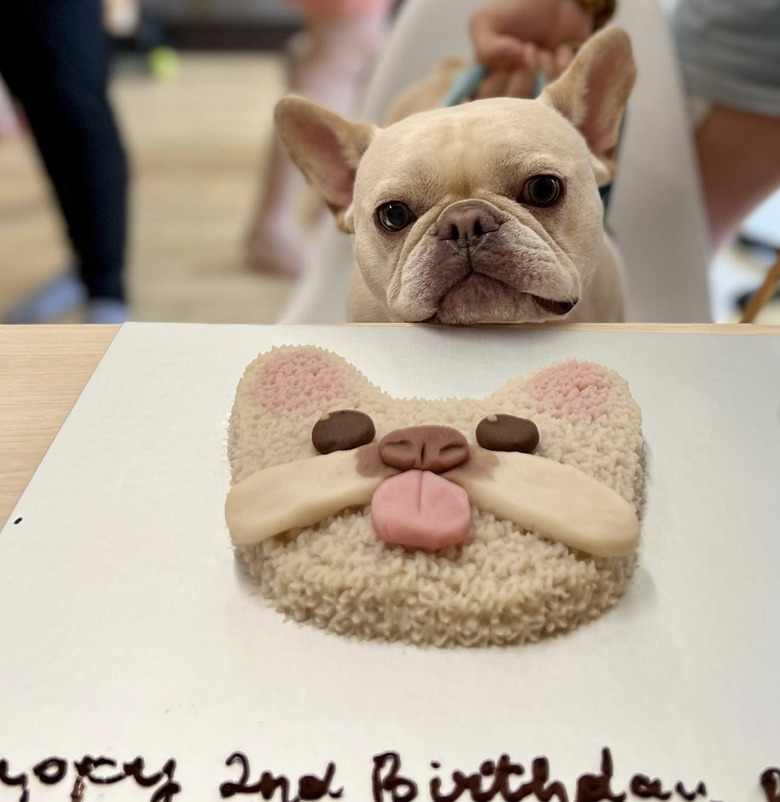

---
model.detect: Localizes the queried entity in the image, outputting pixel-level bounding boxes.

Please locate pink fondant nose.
[371,470,472,551]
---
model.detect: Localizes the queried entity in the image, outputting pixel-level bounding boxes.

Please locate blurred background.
[0,0,777,325]
[1,0,310,325]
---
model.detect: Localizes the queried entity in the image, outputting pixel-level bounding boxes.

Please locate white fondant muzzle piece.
[226,449,390,546]
[225,445,639,558]
[444,447,639,558]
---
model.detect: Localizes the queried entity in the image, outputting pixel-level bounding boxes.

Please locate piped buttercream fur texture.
[228,346,644,647]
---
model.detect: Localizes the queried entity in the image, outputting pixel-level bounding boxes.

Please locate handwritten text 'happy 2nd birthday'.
[0,749,778,802]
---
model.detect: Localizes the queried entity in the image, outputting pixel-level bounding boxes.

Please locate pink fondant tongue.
[371,470,472,551]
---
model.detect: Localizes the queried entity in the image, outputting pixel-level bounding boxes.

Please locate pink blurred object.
[287,0,396,22]
[0,77,23,138]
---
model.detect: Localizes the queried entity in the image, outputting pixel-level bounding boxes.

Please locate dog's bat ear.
[539,27,636,182]
[275,96,377,233]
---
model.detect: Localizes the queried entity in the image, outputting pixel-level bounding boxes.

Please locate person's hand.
[469,0,595,97]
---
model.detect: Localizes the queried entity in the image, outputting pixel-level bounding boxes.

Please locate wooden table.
[1,325,119,527]
[1,323,777,528]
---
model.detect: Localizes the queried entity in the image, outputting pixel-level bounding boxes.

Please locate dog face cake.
[226,346,644,647]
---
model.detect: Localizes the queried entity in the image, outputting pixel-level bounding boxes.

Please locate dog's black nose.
[436,206,500,248]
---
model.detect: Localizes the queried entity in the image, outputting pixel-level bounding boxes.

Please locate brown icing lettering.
[13,517,22,525]
[673,781,706,801]
[149,772,182,802]
[516,757,569,802]
[762,768,780,802]
[378,426,469,473]
[74,755,125,784]
[476,754,525,801]
[123,757,180,800]
[220,751,342,801]
[32,757,67,785]
[220,751,290,799]
[575,748,626,802]
[0,754,176,800]
[430,753,569,802]
[432,755,546,802]
[0,748,775,800]
[628,775,671,799]
[221,752,253,797]
[430,760,499,802]
[123,756,174,787]
[251,770,288,800]
[1,753,182,799]
[312,410,376,455]
[372,751,419,802]
[0,759,28,802]
[476,415,539,454]
[298,764,344,800]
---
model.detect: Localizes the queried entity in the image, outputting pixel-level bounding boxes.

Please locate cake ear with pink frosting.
[247,347,381,421]
[227,346,645,647]
[228,346,388,482]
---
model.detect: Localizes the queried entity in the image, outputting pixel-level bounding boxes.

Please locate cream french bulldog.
[275,27,636,325]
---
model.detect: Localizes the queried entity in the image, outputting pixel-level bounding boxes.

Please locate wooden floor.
[0,54,294,324]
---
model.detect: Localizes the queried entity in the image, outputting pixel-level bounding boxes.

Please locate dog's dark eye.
[520,175,562,207]
[377,201,414,232]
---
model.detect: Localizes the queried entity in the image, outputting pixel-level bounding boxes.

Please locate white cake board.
[1,324,778,802]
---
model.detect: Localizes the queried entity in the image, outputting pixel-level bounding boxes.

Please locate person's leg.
[695,106,780,252]
[290,13,390,116]
[244,8,391,275]
[0,0,129,322]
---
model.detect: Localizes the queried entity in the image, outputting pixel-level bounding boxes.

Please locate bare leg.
[245,13,390,275]
[0,76,23,137]
[696,105,780,253]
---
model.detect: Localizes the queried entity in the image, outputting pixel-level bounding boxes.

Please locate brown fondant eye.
[476,414,539,453]
[312,409,376,454]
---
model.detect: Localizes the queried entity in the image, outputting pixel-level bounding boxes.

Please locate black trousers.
[0,0,128,301]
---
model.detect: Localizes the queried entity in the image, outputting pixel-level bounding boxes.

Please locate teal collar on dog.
[439,63,548,106]
[440,64,612,209]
